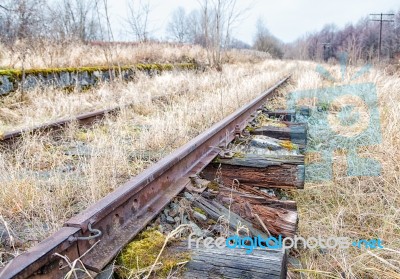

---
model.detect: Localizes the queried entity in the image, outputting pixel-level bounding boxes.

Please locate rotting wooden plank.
[182,244,287,279]
[263,109,296,121]
[201,154,305,189]
[251,125,307,147]
[218,185,297,211]
[216,154,304,168]
[214,190,297,238]
[193,192,297,238]
[197,183,296,210]
[192,196,268,238]
[215,184,294,208]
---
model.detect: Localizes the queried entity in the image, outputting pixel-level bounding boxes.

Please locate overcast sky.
[107,0,400,44]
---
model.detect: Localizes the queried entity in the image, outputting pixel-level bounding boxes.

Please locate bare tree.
[0,0,46,44]
[196,0,251,68]
[126,0,150,42]
[253,18,283,58]
[186,10,203,44]
[167,6,188,43]
[46,0,100,42]
[229,37,250,49]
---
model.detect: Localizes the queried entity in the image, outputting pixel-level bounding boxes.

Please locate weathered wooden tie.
[202,154,305,190]
[182,245,287,279]
[193,196,268,237]
[263,109,296,122]
[251,124,307,147]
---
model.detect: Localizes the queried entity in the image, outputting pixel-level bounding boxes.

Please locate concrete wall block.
[0,76,14,95]
[22,75,39,90]
[59,72,71,87]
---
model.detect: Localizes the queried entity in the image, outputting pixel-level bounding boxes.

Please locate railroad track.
[0,75,307,278]
[0,92,174,143]
[0,105,124,142]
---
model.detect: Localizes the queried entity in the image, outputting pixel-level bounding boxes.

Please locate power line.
[369,13,395,61]
[0,4,10,12]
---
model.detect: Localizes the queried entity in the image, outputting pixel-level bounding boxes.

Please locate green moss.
[279,140,298,151]
[233,152,245,158]
[193,207,206,215]
[163,64,174,71]
[257,113,269,122]
[175,63,198,70]
[117,229,191,278]
[212,157,221,164]
[207,181,220,191]
[62,85,76,93]
[75,130,90,142]
[75,126,109,142]
[245,126,257,133]
[207,219,217,225]
[317,101,330,111]
[255,114,287,127]
[0,63,198,79]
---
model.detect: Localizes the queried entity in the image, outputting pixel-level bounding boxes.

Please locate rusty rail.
[0,106,124,143]
[0,76,290,278]
[0,94,175,143]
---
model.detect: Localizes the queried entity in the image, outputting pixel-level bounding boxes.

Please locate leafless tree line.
[0,0,103,44]
[166,4,400,63]
[283,10,400,63]
[0,0,250,67]
[126,0,150,42]
[252,18,283,59]
[3,0,397,65]
[166,0,251,67]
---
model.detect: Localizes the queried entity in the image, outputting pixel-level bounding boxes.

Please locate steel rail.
[1,107,123,143]
[0,75,290,278]
[0,94,176,143]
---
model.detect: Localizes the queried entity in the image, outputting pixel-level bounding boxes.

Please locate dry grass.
[0,41,269,69]
[0,42,205,69]
[284,63,400,279]
[0,71,206,133]
[0,59,294,267]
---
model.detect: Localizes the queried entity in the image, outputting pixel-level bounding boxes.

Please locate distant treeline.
[282,10,400,63]
[0,1,399,64]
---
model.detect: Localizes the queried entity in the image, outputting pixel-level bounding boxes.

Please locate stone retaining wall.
[0,63,199,95]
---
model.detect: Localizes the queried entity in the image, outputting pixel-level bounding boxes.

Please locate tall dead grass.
[0,41,269,69]
[286,63,400,279]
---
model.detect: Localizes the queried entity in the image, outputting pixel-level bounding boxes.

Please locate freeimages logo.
[287,53,382,181]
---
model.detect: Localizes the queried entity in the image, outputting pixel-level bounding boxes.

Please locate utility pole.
[370,13,394,62]
[322,42,332,62]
